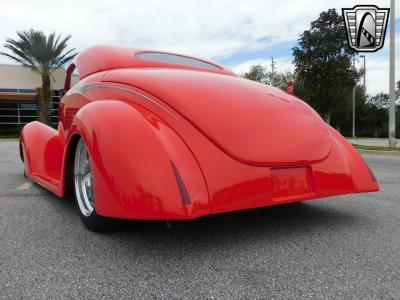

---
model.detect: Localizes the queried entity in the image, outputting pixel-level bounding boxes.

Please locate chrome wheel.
[74,138,94,217]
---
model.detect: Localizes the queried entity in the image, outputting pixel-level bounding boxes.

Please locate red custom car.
[20,45,379,231]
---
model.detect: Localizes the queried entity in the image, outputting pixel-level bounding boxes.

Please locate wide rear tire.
[73,137,115,232]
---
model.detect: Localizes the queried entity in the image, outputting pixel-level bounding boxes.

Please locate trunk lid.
[103,69,331,166]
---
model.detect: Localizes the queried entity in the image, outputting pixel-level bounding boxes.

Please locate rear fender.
[20,121,64,195]
[67,100,210,219]
[327,126,379,192]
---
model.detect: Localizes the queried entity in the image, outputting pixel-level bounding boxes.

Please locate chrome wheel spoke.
[74,139,95,217]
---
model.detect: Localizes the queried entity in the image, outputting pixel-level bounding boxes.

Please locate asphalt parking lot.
[0,140,399,299]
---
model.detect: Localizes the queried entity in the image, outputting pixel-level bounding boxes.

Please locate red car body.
[20,45,379,221]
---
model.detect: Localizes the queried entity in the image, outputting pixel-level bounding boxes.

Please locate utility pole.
[352,57,356,138]
[270,57,276,86]
[352,87,356,137]
[389,0,396,147]
[360,55,366,89]
[351,55,366,138]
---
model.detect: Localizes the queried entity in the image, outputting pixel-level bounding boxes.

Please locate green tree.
[368,92,389,109]
[356,87,388,137]
[1,29,77,125]
[242,64,298,93]
[242,64,269,84]
[292,9,359,123]
[367,80,400,109]
[272,71,296,91]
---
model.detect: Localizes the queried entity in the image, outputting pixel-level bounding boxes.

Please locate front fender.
[68,100,210,219]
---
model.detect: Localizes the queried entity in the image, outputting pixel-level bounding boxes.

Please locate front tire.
[73,137,113,232]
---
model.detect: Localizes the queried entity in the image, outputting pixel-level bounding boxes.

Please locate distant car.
[20,45,379,231]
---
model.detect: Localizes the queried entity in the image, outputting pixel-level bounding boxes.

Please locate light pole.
[353,55,366,138]
[352,57,356,138]
[388,0,396,147]
[360,55,366,89]
[270,56,276,87]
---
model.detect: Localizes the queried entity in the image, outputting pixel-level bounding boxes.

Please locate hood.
[102,69,331,166]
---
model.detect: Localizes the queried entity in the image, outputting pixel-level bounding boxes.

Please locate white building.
[0,64,78,127]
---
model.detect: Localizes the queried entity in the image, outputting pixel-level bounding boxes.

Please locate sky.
[0,0,398,96]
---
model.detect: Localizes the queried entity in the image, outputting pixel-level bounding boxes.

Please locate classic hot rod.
[20,45,379,231]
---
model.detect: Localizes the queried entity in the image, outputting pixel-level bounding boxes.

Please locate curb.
[357,149,400,158]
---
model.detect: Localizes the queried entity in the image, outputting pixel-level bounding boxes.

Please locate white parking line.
[16,181,33,190]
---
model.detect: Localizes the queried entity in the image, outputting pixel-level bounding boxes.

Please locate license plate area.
[271,166,314,201]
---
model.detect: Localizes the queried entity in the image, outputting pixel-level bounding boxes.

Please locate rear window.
[136,52,221,70]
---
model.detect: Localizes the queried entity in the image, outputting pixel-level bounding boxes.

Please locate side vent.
[170,161,191,205]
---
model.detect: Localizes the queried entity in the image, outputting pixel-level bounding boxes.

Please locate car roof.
[70,45,236,79]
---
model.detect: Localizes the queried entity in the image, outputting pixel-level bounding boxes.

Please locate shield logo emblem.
[342,5,390,52]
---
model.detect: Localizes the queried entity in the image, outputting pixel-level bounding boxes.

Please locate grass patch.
[352,143,400,152]
[0,134,19,139]
[0,126,22,139]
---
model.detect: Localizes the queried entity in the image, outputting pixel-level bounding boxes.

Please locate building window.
[19,102,36,110]
[0,90,61,126]
[18,89,36,93]
[0,88,35,93]
[0,88,18,93]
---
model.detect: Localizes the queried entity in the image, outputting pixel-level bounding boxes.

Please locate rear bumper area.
[205,126,378,215]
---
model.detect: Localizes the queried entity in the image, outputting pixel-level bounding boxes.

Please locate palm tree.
[1,29,77,125]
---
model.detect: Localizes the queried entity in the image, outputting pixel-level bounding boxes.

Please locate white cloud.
[233,31,400,97]
[363,50,400,95]
[0,0,398,96]
[0,0,393,57]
